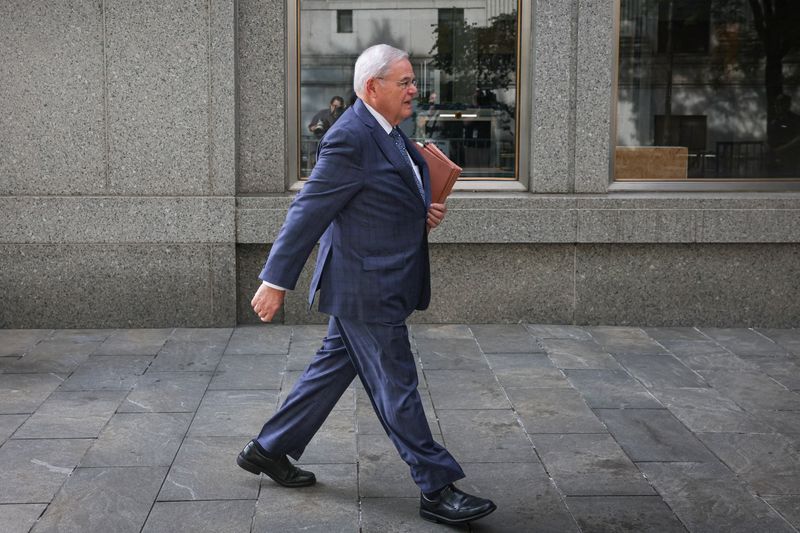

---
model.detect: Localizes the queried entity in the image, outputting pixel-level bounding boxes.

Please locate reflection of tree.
[429,11,517,99]
[746,0,800,124]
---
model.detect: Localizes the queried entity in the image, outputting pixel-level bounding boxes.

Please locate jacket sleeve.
[259,124,365,289]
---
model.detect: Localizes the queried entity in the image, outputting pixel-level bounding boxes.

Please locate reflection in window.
[616,1,800,181]
[298,0,519,179]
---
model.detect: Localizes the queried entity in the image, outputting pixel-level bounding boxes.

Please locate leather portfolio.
[414,141,462,203]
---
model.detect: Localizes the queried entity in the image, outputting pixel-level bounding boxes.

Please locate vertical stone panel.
[237,0,286,193]
[530,0,576,193]
[210,0,236,196]
[0,0,105,195]
[106,0,210,195]
[574,0,614,193]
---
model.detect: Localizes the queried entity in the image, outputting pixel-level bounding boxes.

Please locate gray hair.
[353,44,409,98]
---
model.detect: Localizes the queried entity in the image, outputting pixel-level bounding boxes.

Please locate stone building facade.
[2,0,799,328]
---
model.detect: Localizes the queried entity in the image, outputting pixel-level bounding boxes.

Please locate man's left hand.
[427,202,447,231]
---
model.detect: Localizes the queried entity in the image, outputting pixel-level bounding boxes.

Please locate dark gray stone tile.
[438,409,538,463]
[209,355,284,390]
[360,498,442,533]
[565,496,686,533]
[487,354,571,389]
[58,355,153,391]
[297,411,356,464]
[530,433,654,496]
[640,462,795,533]
[700,328,790,356]
[188,390,278,437]
[699,370,800,411]
[470,324,541,353]
[143,500,254,533]
[290,324,329,342]
[643,327,708,342]
[286,338,323,371]
[224,325,291,355]
[2,340,100,374]
[411,324,474,340]
[150,331,228,372]
[47,330,113,343]
[32,467,166,533]
[753,410,800,435]
[81,412,192,467]
[356,387,437,435]
[159,436,260,501]
[758,328,800,355]
[255,464,358,532]
[0,374,64,414]
[0,504,47,533]
[96,329,173,356]
[596,409,716,462]
[541,338,621,370]
[756,359,800,390]
[425,370,510,410]
[614,354,707,389]
[763,496,800,530]
[509,388,607,434]
[590,326,669,355]
[465,462,579,533]
[698,432,800,495]
[14,391,126,439]
[663,340,758,372]
[564,369,662,408]
[357,434,420,497]
[0,439,93,503]
[651,388,774,433]
[119,371,212,413]
[0,415,27,444]
[525,324,593,340]
[0,330,52,357]
[416,337,487,370]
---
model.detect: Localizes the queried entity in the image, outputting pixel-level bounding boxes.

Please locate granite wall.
[3,0,800,328]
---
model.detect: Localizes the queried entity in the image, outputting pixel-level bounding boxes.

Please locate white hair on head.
[353,44,409,98]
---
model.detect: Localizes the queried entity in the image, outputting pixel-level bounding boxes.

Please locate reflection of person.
[240,44,496,526]
[768,94,800,176]
[308,96,345,138]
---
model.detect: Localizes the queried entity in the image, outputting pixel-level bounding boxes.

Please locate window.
[294,0,522,180]
[336,10,352,34]
[616,0,800,181]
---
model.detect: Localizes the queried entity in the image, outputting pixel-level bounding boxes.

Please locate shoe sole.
[236,454,316,488]
[419,503,497,525]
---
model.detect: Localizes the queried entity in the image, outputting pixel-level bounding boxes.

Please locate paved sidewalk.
[0,324,799,532]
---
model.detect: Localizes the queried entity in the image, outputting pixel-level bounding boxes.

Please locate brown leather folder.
[413,141,462,203]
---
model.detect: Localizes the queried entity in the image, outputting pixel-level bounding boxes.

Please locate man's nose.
[409,84,418,96]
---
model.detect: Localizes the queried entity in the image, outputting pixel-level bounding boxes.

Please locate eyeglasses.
[377,77,418,90]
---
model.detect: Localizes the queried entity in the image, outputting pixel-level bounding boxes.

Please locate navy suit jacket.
[259,99,432,323]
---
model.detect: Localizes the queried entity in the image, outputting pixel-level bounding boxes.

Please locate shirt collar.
[362,100,393,135]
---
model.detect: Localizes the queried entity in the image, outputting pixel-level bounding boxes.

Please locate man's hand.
[426,202,447,231]
[251,283,285,322]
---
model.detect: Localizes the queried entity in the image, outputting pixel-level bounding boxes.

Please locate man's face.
[330,99,343,113]
[372,59,418,126]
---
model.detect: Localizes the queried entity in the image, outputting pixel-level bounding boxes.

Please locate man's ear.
[364,78,378,98]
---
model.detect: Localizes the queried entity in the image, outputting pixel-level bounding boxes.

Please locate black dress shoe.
[419,484,497,524]
[236,440,316,488]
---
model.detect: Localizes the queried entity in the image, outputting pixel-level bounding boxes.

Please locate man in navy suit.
[238,44,496,525]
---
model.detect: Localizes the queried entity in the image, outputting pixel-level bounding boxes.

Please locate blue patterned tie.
[390,128,425,201]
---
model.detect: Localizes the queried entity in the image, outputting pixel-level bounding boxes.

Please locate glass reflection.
[617,0,800,180]
[298,0,518,179]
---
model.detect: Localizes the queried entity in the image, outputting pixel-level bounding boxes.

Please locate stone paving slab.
[0,504,47,533]
[639,461,796,533]
[565,496,687,533]
[31,466,167,533]
[2,324,800,532]
[142,500,255,533]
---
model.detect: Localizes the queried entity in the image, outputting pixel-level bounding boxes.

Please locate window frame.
[610,0,800,192]
[286,0,531,190]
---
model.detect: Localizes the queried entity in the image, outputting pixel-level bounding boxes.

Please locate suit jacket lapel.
[354,100,427,203]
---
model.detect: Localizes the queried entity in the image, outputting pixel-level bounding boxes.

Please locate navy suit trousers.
[255,316,465,493]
